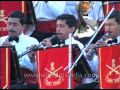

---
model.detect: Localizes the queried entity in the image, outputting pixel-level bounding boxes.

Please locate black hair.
[56,14,77,29]
[8,11,26,25]
[108,10,120,24]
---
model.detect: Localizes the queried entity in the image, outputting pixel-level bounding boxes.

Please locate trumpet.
[86,33,110,57]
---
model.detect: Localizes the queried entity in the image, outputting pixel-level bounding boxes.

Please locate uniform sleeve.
[0,36,8,46]
[19,37,39,72]
[87,54,98,74]
[19,55,35,72]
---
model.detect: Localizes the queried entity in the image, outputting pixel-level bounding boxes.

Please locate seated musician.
[96,10,120,46]
[0,11,39,88]
[75,10,120,89]
[41,14,99,88]
[32,1,66,42]
[41,14,84,50]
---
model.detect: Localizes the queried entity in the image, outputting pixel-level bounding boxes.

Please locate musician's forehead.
[7,18,20,24]
[105,18,117,24]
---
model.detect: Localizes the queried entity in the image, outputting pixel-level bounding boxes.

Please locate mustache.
[52,32,62,35]
[8,30,16,33]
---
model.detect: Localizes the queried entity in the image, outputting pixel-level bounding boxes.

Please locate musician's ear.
[70,27,75,34]
[22,24,26,31]
[119,24,120,29]
[118,24,120,33]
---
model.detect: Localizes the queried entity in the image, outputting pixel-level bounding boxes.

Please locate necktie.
[107,39,117,44]
[8,37,19,42]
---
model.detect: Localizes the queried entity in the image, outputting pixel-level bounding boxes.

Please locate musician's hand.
[2,41,12,46]
[85,44,96,60]
[42,38,52,47]
[96,40,108,47]
[27,45,36,63]
[85,44,95,53]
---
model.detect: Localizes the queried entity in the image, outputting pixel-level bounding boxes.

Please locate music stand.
[72,44,93,79]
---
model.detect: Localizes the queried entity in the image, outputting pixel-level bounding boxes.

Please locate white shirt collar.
[18,32,24,38]
[117,36,120,44]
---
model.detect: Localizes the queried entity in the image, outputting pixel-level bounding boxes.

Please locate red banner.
[0,47,10,89]
[98,45,120,89]
[0,1,26,36]
[36,47,75,89]
[103,2,120,15]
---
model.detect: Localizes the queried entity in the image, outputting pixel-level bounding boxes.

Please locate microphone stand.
[68,5,115,73]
